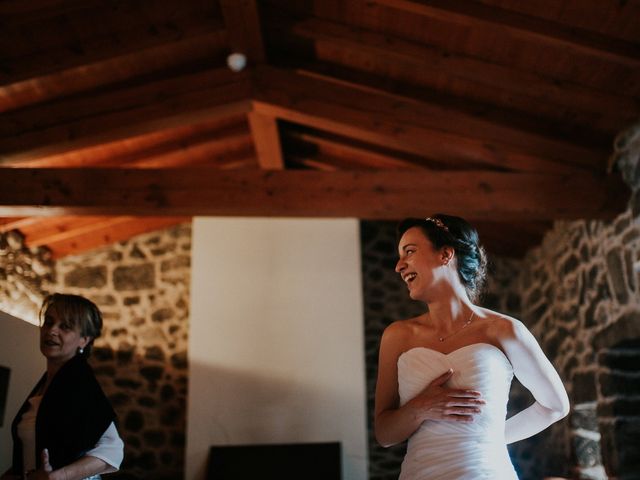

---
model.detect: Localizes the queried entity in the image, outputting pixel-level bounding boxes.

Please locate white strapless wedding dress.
[397,343,518,480]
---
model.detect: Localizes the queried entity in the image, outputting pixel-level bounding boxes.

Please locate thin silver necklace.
[438,311,475,342]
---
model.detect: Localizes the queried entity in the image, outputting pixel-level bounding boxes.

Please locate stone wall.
[0,230,55,323]
[0,223,192,480]
[511,121,640,480]
[512,209,640,480]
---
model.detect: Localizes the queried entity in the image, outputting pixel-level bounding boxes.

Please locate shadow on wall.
[188,361,363,480]
[0,366,9,427]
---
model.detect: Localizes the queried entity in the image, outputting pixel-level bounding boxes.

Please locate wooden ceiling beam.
[281,16,635,132]
[218,1,286,171]
[0,69,252,163]
[0,167,627,221]
[372,0,640,68]
[10,216,120,247]
[42,216,190,259]
[11,130,255,169]
[287,157,338,171]
[252,67,603,173]
[0,213,188,258]
[0,216,43,232]
[219,0,266,62]
[0,0,224,86]
[0,118,249,167]
[0,30,229,113]
[285,129,430,169]
[248,112,285,170]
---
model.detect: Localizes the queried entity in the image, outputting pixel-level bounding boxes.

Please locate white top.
[16,394,124,475]
[397,343,518,480]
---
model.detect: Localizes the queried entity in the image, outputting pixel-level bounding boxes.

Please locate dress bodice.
[397,343,518,479]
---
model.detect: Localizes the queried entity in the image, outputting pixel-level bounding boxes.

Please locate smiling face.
[40,306,90,366]
[396,226,453,302]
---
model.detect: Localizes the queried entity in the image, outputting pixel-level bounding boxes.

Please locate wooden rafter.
[0,168,627,220]
[0,69,252,164]
[0,30,229,113]
[0,0,635,260]
[41,216,190,259]
[0,0,225,86]
[0,215,189,258]
[372,0,640,68]
[284,129,437,169]
[0,118,252,168]
[219,0,266,62]
[278,16,636,133]
[252,67,605,173]
[218,0,286,171]
[248,112,285,169]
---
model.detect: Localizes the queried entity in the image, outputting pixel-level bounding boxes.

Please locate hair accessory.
[425,217,449,232]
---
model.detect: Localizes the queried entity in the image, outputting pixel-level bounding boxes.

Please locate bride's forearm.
[505,401,568,444]
[375,403,424,448]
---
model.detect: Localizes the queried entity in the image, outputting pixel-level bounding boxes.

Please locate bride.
[374,215,570,479]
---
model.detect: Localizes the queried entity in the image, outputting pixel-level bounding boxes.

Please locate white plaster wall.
[0,310,44,472]
[187,218,368,480]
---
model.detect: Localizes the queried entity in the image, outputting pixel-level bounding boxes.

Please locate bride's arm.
[374,323,426,447]
[497,319,570,444]
[374,322,484,447]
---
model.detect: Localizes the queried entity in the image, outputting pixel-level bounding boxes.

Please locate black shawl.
[10,355,116,474]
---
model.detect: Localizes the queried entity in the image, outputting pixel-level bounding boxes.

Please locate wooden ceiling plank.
[0,69,253,163]
[13,131,255,169]
[120,141,257,169]
[282,68,607,166]
[258,98,581,174]
[287,130,425,169]
[287,157,339,171]
[289,152,384,171]
[46,216,190,259]
[2,119,250,168]
[0,68,247,139]
[1,0,224,85]
[372,0,640,68]
[219,0,266,62]
[252,67,601,173]
[19,216,117,246]
[0,216,46,232]
[248,112,285,170]
[0,167,628,221]
[218,157,262,170]
[0,30,229,113]
[283,17,635,129]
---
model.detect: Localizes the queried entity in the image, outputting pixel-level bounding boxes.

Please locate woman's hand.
[26,450,111,480]
[407,368,485,423]
[26,449,57,480]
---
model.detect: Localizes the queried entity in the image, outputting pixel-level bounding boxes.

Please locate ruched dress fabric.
[397,343,518,480]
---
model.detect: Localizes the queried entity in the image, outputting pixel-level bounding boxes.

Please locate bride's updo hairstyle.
[397,214,488,302]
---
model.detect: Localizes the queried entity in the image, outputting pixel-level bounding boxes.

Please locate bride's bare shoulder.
[478,308,528,341]
[381,315,426,344]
